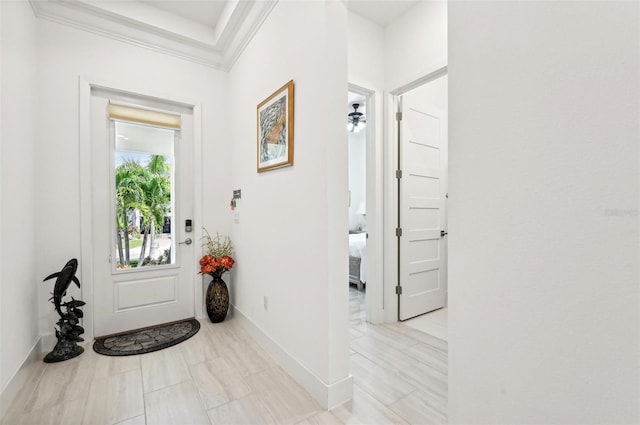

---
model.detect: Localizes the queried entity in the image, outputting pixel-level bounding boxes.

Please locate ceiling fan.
[347,103,366,133]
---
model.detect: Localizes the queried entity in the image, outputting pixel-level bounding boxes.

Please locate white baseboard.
[40,332,56,355]
[0,337,43,420]
[230,305,353,410]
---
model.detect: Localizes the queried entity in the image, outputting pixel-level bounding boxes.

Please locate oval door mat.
[93,318,200,356]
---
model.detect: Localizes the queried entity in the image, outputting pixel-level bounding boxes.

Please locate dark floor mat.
[93,318,200,356]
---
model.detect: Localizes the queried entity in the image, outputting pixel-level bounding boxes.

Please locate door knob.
[179,238,192,245]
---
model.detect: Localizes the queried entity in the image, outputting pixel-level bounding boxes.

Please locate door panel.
[115,275,177,311]
[91,93,195,336]
[399,87,447,321]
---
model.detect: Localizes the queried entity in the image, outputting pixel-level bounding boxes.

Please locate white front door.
[91,91,195,336]
[398,86,448,321]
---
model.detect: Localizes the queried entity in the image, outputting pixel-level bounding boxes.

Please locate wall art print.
[257,80,294,172]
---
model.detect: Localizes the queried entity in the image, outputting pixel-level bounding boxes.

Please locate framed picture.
[257,80,294,172]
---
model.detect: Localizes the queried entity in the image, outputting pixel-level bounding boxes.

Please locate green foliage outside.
[115,154,171,269]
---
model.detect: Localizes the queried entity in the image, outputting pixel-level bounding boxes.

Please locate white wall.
[417,74,447,113]
[228,0,350,408]
[34,19,231,337]
[348,12,385,91]
[0,0,40,405]
[384,0,447,91]
[348,128,366,230]
[448,1,639,423]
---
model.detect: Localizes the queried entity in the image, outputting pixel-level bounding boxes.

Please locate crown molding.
[29,0,277,71]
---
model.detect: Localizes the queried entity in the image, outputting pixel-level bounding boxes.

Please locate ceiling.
[347,0,420,27]
[29,0,418,70]
[134,0,420,30]
[140,0,228,28]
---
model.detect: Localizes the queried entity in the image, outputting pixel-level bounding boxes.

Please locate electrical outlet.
[263,296,268,311]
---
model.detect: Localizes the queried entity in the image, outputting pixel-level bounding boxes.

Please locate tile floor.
[2,289,448,425]
[343,286,448,424]
[403,307,448,342]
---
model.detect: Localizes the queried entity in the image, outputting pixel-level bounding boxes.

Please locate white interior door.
[91,91,195,336]
[398,86,447,321]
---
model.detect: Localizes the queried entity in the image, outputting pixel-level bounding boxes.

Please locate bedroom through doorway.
[348,90,367,324]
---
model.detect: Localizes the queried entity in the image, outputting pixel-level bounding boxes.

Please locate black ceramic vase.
[206,275,229,323]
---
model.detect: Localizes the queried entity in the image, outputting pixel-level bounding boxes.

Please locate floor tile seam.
[350,382,409,423]
[354,331,419,350]
[105,410,144,425]
[184,355,214,369]
[142,378,213,424]
[403,352,448,367]
[292,408,322,425]
[139,369,150,425]
[352,345,420,371]
[353,378,416,408]
[388,392,448,423]
[388,403,446,425]
[192,378,216,423]
[407,340,449,353]
[94,365,143,380]
[71,395,90,425]
[400,328,449,346]
[351,356,420,391]
[112,414,145,425]
[352,332,413,349]
[205,392,276,423]
[185,353,224,417]
[402,351,449,370]
[142,375,193,396]
[108,364,147,425]
[410,355,449,373]
[397,366,448,388]
[348,349,407,374]
[409,385,449,406]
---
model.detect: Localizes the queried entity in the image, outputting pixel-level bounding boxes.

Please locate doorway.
[347,90,368,322]
[89,87,197,337]
[394,72,449,324]
[347,84,384,325]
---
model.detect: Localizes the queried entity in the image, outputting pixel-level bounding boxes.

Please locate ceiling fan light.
[347,103,366,133]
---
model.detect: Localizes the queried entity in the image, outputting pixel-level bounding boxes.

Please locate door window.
[113,120,177,270]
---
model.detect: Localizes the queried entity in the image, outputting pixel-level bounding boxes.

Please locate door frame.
[383,65,448,323]
[348,83,383,324]
[78,76,203,342]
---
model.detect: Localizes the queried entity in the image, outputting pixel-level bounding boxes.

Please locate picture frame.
[257,80,294,173]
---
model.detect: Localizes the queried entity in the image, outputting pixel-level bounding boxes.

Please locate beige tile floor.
[2,288,448,425]
[403,308,448,342]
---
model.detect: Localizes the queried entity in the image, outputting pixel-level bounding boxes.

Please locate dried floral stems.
[202,228,234,258]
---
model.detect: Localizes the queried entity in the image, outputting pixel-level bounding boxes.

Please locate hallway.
[335,287,448,424]
[2,293,447,425]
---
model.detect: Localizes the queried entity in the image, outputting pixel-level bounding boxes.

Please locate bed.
[349,232,367,290]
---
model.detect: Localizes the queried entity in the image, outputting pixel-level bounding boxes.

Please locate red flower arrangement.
[199,229,235,280]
